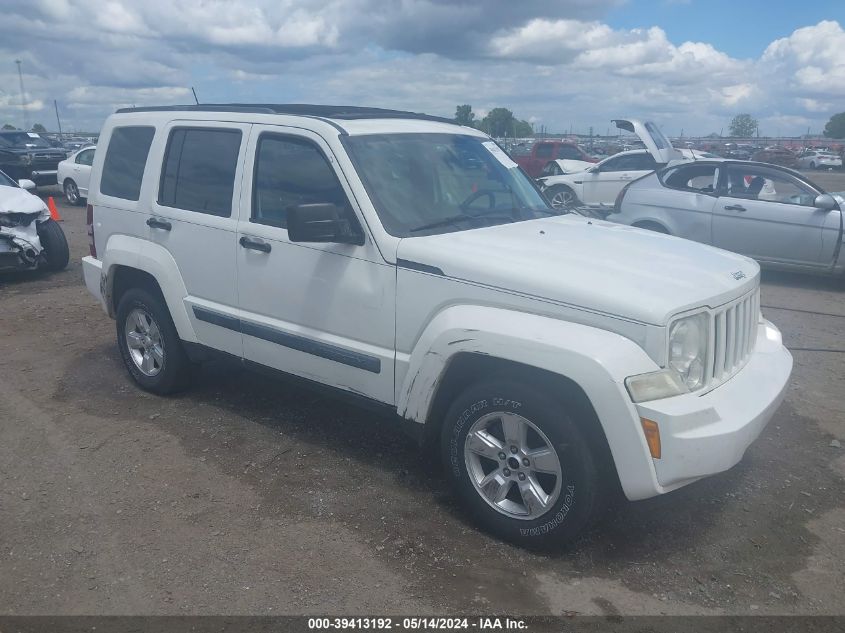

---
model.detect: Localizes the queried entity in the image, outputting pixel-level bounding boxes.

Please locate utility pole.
[54,100,64,140]
[16,59,29,131]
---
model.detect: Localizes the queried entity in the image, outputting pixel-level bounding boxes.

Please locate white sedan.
[796,150,842,170]
[56,145,96,206]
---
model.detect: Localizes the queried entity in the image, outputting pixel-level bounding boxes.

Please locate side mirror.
[588,165,600,173]
[814,194,838,211]
[287,203,364,245]
[18,179,36,190]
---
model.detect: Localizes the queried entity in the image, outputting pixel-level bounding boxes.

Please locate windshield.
[344,133,554,237]
[0,132,52,149]
[0,170,18,187]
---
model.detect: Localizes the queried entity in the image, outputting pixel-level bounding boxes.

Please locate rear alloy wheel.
[809,162,816,170]
[546,185,580,209]
[441,379,602,547]
[63,179,82,206]
[116,288,192,394]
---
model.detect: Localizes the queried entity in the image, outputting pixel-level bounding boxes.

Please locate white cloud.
[0,1,841,136]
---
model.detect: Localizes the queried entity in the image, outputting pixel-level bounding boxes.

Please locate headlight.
[668,313,708,391]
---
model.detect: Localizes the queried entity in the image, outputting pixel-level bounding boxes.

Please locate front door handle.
[239,236,271,253]
[146,217,172,231]
[724,204,746,212]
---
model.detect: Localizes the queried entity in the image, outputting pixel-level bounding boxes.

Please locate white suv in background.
[82,104,792,546]
[57,145,96,206]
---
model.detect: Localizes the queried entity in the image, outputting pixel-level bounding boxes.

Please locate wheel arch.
[101,235,197,343]
[397,305,663,500]
[423,352,621,492]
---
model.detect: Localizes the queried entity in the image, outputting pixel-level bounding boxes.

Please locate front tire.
[37,219,70,271]
[545,185,580,209]
[441,379,601,547]
[116,288,192,395]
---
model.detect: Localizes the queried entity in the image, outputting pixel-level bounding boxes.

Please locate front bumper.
[635,319,792,491]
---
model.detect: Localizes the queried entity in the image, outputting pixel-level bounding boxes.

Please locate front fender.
[102,234,197,342]
[397,305,663,500]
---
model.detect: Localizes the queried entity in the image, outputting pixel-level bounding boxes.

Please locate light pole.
[16,59,29,131]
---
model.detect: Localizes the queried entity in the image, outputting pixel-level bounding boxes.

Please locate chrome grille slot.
[706,288,759,390]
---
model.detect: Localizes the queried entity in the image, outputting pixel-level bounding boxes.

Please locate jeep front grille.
[706,288,759,389]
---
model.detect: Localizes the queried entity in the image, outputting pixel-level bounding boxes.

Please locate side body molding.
[397,305,664,500]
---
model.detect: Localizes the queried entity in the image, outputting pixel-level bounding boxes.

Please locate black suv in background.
[0,131,68,185]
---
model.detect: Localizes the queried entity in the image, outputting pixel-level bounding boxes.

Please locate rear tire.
[116,288,193,395]
[63,179,83,206]
[37,219,70,271]
[440,378,602,548]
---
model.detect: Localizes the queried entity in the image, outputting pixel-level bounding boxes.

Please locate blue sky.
[608,0,842,58]
[1,1,843,136]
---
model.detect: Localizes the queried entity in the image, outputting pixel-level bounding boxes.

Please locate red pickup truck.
[512,141,596,178]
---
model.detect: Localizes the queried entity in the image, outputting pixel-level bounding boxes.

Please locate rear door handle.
[239,236,271,253]
[724,204,746,212]
[620,174,632,180]
[146,217,172,231]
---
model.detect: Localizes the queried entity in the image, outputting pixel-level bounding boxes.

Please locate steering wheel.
[459,189,498,214]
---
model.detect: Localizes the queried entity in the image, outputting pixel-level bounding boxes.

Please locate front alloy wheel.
[547,186,578,209]
[442,379,603,547]
[464,411,562,519]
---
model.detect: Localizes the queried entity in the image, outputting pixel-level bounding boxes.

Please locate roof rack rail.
[114,103,455,125]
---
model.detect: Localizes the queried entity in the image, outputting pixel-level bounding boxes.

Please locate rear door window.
[534,144,553,159]
[100,126,155,201]
[159,128,242,217]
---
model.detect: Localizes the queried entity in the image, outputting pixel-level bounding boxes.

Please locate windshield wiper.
[409,212,516,234]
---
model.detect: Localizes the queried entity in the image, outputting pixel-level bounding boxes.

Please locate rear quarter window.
[100,126,155,201]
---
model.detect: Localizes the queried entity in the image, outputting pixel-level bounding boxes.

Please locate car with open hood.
[537,119,693,209]
[81,104,791,547]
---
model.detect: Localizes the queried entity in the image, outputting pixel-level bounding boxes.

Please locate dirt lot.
[1,181,844,616]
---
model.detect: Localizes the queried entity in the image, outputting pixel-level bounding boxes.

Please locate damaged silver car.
[0,170,69,273]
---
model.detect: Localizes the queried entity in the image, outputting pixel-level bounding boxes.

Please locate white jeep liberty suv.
[82,104,792,546]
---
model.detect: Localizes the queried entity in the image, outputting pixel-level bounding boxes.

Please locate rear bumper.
[82,255,105,308]
[634,319,792,492]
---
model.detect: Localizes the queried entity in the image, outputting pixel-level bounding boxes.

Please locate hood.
[397,215,759,325]
[0,185,49,215]
[612,119,683,164]
[556,159,594,174]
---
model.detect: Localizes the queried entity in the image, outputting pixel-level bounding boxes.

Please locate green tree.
[513,119,533,137]
[31,123,47,133]
[480,108,516,137]
[454,105,475,127]
[2,123,17,130]
[729,114,758,137]
[823,112,845,139]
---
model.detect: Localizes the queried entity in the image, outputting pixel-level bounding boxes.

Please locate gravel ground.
[1,180,843,616]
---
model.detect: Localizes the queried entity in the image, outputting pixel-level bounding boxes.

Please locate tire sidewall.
[37,219,70,271]
[441,380,597,546]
